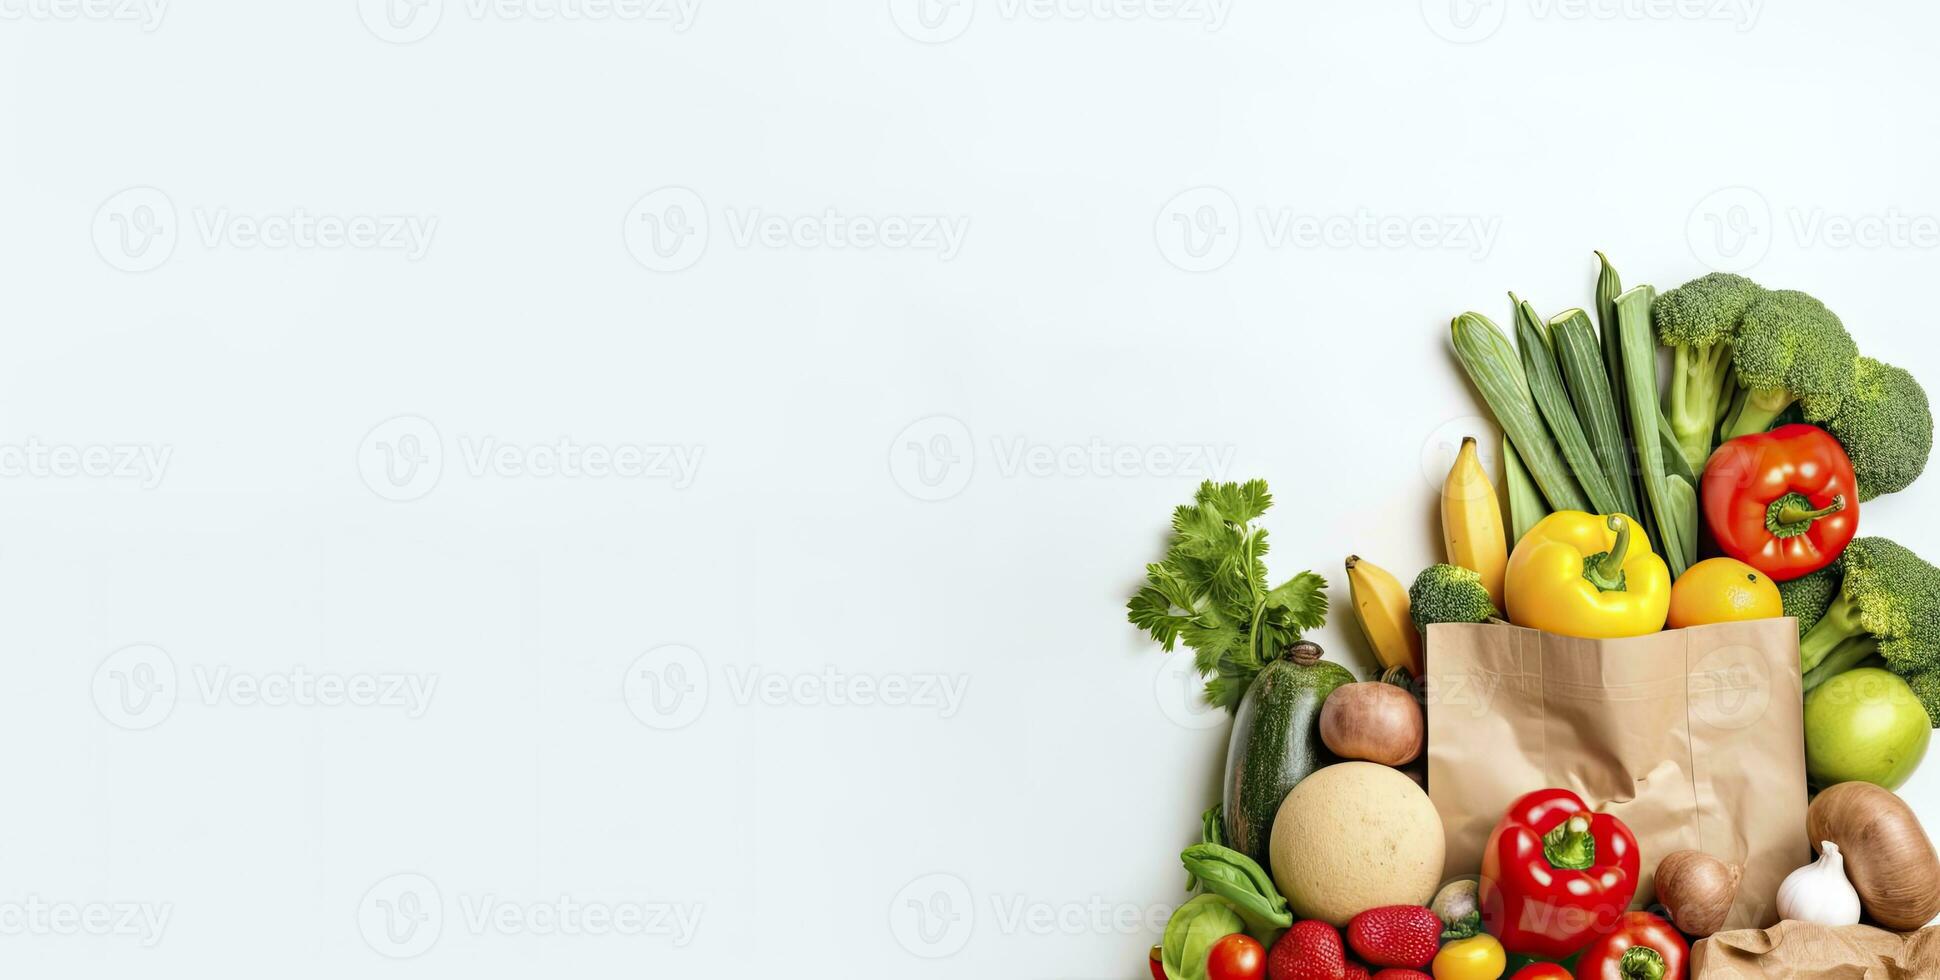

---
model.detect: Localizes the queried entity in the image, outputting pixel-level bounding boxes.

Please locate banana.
[1443,436,1508,610]
[1345,555,1422,678]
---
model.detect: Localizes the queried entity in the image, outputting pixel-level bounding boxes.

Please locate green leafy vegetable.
[1181,843,1293,942]
[1186,803,1225,891]
[1162,895,1244,980]
[1128,480,1330,711]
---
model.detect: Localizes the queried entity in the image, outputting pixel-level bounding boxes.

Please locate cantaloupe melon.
[1268,761,1443,926]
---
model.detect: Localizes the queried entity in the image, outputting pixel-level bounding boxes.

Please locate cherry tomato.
[1149,944,1166,980]
[1207,933,1266,980]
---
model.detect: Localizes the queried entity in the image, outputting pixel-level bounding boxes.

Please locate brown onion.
[1319,681,1423,766]
[1653,849,1741,937]
[1808,781,1940,930]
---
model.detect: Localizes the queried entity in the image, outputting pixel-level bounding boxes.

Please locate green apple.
[1805,668,1932,790]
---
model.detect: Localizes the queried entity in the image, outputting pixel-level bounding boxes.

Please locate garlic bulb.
[1776,841,1862,926]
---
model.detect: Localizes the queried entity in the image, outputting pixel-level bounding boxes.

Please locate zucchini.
[1221,641,1354,872]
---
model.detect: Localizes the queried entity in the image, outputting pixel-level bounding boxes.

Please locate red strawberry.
[1346,906,1442,969]
[1370,971,1432,980]
[1343,964,1371,980]
[1268,920,1348,980]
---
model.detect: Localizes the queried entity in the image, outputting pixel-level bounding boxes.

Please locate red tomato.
[1207,933,1266,980]
[1150,944,1167,980]
[1510,965,1573,980]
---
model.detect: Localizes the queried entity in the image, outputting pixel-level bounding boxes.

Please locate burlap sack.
[1424,619,1811,930]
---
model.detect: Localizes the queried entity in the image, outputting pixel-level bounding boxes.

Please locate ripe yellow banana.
[1345,555,1422,678]
[1443,436,1508,610]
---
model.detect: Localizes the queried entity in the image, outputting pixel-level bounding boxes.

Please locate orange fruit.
[1667,557,1782,629]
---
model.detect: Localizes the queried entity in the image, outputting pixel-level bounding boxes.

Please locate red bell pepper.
[1573,912,1687,980]
[1701,424,1858,581]
[1478,788,1640,960]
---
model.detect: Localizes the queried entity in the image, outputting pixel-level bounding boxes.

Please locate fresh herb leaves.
[1128,480,1329,711]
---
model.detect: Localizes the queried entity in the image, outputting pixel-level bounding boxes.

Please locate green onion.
[1616,284,1691,578]
[1502,437,1548,546]
[1549,308,1640,521]
[1451,312,1588,512]
[1512,294,1622,516]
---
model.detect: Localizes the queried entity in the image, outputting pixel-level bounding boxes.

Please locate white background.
[4,0,1939,975]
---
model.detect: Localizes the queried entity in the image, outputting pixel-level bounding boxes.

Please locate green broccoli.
[1408,564,1497,632]
[1655,273,1762,469]
[1720,290,1859,440]
[1809,357,1934,501]
[1798,538,1940,696]
[1777,565,1840,638]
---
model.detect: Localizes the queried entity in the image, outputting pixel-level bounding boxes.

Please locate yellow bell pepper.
[1432,933,1505,980]
[1504,511,1670,638]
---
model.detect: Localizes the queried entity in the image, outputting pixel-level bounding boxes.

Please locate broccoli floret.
[1905,671,1940,728]
[1810,357,1934,501]
[1799,538,1940,692]
[1777,565,1840,638]
[1655,273,1762,468]
[1408,564,1498,632]
[1721,290,1859,439]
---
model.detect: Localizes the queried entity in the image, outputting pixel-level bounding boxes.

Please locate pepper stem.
[1766,492,1846,539]
[1618,945,1668,980]
[1581,516,1630,593]
[1542,815,1597,871]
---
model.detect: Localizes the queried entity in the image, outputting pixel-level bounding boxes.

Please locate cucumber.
[1221,641,1354,873]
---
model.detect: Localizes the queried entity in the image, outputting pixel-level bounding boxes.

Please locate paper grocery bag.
[1424,620,1811,931]
[1692,922,1940,978]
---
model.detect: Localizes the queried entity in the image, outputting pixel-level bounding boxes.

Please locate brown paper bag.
[1692,922,1940,978]
[1424,619,1810,931]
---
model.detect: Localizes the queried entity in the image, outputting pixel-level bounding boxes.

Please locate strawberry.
[1268,920,1348,980]
[1370,971,1432,980]
[1343,964,1370,980]
[1346,906,1442,969]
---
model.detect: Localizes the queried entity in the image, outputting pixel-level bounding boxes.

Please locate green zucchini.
[1221,641,1354,872]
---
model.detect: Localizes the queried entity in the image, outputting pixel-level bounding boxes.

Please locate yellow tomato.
[1667,557,1783,629]
[1432,933,1506,980]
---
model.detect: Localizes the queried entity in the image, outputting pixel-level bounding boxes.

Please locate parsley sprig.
[1127,480,1329,711]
